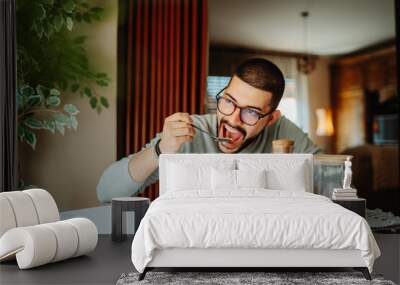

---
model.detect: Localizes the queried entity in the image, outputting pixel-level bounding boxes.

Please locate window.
[206,76,230,113]
[278,79,299,125]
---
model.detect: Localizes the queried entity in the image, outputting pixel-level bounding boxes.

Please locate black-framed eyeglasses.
[216,88,274,126]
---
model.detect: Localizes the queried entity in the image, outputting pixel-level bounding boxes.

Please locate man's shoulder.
[191,113,216,128]
[275,115,304,133]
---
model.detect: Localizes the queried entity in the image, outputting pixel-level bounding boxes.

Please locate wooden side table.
[112,197,150,242]
[332,198,366,218]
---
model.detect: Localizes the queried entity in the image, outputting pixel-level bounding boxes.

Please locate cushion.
[0,191,39,227]
[0,189,59,235]
[0,189,98,269]
[211,168,236,190]
[237,169,267,188]
[211,169,267,190]
[167,162,211,191]
[237,158,308,191]
[23,189,60,224]
[0,196,17,237]
[167,160,235,191]
[0,218,97,269]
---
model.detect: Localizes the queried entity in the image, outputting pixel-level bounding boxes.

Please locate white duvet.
[131,190,380,273]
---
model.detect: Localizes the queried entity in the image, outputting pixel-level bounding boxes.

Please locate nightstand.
[332,198,366,218]
[112,197,150,242]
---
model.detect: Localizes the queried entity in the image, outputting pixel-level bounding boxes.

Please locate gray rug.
[116,271,396,285]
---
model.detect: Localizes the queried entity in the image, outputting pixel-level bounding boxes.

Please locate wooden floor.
[0,235,134,285]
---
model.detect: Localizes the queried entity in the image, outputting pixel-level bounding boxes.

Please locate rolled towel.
[0,218,98,269]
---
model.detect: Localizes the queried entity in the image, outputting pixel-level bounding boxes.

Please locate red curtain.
[125,0,208,200]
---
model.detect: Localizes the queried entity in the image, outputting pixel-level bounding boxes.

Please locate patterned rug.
[116,271,396,285]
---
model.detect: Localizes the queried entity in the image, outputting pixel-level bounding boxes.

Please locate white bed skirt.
[148,248,366,268]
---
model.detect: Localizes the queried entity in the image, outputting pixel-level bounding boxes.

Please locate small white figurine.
[343,156,352,189]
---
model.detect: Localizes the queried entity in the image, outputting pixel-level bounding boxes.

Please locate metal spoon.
[190,123,232,143]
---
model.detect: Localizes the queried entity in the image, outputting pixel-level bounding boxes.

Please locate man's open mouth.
[219,122,244,149]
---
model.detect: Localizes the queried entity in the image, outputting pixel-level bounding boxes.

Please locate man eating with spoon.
[97,58,321,203]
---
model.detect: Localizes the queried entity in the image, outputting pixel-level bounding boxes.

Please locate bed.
[131,154,380,280]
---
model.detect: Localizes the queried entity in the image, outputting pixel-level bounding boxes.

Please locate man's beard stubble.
[217,117,259,153]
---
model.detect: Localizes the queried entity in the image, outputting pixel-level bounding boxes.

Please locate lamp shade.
[316,108,334,136]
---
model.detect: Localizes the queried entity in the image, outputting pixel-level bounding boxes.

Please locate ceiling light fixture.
[297,11,316,74]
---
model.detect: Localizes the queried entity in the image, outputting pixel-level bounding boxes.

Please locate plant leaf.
[70,116,78,130]
[96,80,109,87]
[84,87,92,97]
[33,4,46,20]
[50,88,61,96]
[66,17,74,31]
[25,129,37,149]
[27,95,42,106]
[64,104,79,115]
[100,96,109,108]
[70,83,80,92]
[90,97,97,109]
[53,112,69,124]
[24,117,43,129]
[18,125,27,141]
[64,116,72,129]
[45,120,56,134]
[63,0,76,13]
[46,96,61,107]
[36,85,49,97]
[21,86,35,97]
[34,23,44,38]
[95,72,107,79]
[53,15,64,32]
[17,92,25,111]
[55,122,65,135]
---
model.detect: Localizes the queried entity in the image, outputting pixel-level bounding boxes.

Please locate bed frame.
[138,154,372,281]
[139,248,371,280]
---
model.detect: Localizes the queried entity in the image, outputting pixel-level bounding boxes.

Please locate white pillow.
[211,168,236,190]
[237,158,308,191]
[167,160,236,191]
[211,168,267,190]
[236,169,267,189]
[167,162,210,191]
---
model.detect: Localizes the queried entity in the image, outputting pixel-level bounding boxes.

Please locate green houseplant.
[17,0,111,149]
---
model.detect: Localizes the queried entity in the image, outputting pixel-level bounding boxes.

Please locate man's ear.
[265,110,281,126]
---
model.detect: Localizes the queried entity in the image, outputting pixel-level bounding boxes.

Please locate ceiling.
[208,0,396,56]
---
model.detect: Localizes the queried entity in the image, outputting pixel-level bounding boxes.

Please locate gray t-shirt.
[96,114,321,202]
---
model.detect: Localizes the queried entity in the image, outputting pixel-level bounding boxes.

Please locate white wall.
[306,57,333,153]
[19,0,118,211]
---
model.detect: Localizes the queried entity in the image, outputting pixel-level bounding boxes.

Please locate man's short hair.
[233,58,285,111]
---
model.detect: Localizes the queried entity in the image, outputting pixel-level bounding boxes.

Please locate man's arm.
[96,135,161,203]
[96,113,195,203]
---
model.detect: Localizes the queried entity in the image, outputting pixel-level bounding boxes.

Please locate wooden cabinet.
[330,44,397,153]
